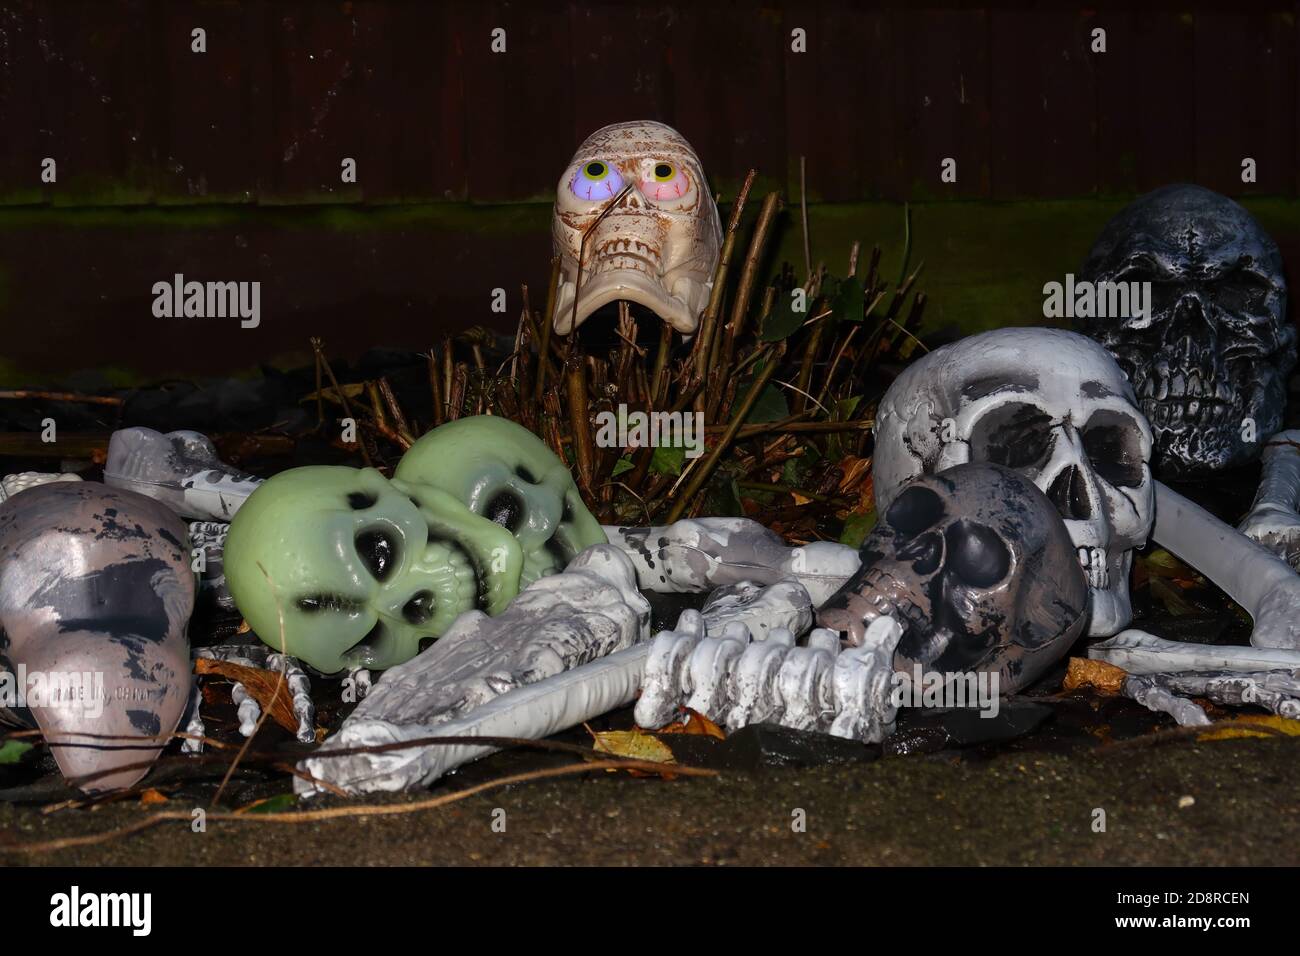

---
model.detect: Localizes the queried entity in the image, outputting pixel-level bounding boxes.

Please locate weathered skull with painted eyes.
[551,120,722,335]
[1078,184,1295,476]
[819,464,1088,692]
[873,328,1153,637]
[224,417,607,675]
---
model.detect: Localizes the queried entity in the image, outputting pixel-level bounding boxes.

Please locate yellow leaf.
[653,708,727,740]
[1198,714,1300,741]
[1062,657,1128,696]
[139,788,169,806]
[586,726,676,764]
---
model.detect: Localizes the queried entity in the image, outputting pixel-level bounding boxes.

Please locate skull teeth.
[1076,546,1109,590]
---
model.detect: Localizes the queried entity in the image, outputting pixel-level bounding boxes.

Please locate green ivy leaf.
[839,511,877,549]
[611,455,634,477]
[760,288,807,341]
[240,793,298,814]
[0,739,33,765]
[745,383,789,424]
[650,445,686,477]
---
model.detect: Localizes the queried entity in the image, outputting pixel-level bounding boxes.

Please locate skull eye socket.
[485,491,525,533]
[969,403,1055,472]
[348,492,377,510]
[1214,270,1272,318]
[944,520,1010,588]
[570,160,623,201]
[1082,412,1145,487]
[885,485,946,536]
[638,161,691,201]
[355,528,399,581]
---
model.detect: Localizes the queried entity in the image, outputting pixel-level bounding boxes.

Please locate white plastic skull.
[873,328,1154,637]
[551,120,722,335]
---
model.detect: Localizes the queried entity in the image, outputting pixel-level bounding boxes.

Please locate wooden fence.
[1,0,1298,206]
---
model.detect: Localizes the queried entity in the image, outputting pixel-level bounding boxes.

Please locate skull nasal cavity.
[486,491,525,532]
[897,531,944,575]
[403,590,435,625]
[355,529,398,581]
[348,491,377,510]
[1046,466,1092,520]
[885,485,946,535]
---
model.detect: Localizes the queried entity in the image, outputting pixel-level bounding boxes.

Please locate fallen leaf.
[653,708,726,740]
[1197,714,1300,741]
[194,658,300,735]
[585,725,676,776]
[235,793,298,814]
[139,789,169,806]
[1062,657,1128,696]
[0,739,33,764]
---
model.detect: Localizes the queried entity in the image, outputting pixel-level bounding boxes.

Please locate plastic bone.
[1237,430,1300,567]
[603,517,860,605]
[699,579,815,642]
[297,544,651,794]
[551,121,722,335]
[297,575,812,794]
[1122,676,1211,727]
[635,617,903,742]
[0,471,82,502]
[1136,671,1300,720]
[104,426,264,521]
[871,327,1153,637]
[1151,481,1300,649]
[1087,629,1300,674]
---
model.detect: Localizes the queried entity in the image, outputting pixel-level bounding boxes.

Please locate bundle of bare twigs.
[313,168,928,546]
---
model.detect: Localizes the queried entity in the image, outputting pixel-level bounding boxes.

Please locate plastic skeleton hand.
[635,613,904,743]
[192,645,315,744]
[1237,430,1300,568]
[1089,629,1300,726]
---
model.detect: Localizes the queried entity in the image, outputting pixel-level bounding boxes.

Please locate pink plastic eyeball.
[638,161,691,201]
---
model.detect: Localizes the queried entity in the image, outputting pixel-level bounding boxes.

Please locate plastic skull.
[551,120,722,335]
[1078,184,1295,476]
[224,417,607,674]
[873,328,1153,637]
[0,482,194,792]
[818,463,1088,693]
[396,416,607,587]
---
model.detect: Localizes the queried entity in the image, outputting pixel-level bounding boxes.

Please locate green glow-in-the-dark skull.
[396,415,606,586]
[224,416,607,674]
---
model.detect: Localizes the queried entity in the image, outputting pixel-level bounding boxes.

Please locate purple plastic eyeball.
[569,160,624,201]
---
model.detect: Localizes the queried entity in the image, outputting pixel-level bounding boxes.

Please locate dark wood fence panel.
[1193,10,1296,197]
[0,1,1297,206]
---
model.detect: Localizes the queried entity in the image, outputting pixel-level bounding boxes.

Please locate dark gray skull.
[1078,184,1295,475]
[818,463,1088,693]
